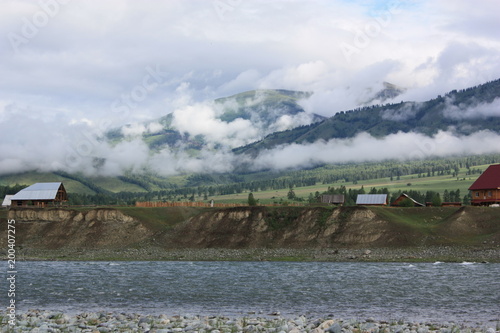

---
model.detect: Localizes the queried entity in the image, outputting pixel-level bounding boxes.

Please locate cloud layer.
[251,130,500,171]
[1,0,500,176]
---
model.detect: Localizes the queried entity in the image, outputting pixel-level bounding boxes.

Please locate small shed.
[321,194,345,205]
[10,182,68,208]
[468,164,500,206]
[391,193,424,207]
[2,195,13,208]
[356,194,388,206]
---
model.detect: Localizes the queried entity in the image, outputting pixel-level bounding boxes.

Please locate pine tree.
[248,192,257,206]
[431,193,442,207]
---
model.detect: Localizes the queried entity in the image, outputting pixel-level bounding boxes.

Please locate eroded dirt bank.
[1,206,499,261]
[3,208,153,249]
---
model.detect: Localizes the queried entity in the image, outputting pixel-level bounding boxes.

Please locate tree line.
[2,154,497,207]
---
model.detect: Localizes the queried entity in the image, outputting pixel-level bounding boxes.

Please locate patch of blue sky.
[337,0,419,18]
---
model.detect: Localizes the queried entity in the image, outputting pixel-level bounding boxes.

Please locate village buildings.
[9,182,68,208]
[356,194,388,206]
[391,193,425,207]
[320,194,345,205]
[1,194,13,208]
[468,164,500,206]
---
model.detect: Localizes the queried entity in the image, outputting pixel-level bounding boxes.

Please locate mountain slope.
[107,89,323,152]
[214,89,320,124]
[234,79,500,155]
[2,80,500,197]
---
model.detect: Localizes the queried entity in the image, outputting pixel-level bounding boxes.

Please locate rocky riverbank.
[8,245,500,262]
[1,310,498,333]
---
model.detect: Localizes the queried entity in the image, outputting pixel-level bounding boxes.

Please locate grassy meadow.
[208,163,490,204]
[1,155,497,206]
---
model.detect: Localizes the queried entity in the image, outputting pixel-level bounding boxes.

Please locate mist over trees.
[56,154,496,206]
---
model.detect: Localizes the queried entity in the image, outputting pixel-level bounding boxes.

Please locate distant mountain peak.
[362,81,406,105]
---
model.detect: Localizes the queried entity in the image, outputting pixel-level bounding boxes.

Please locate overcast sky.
[1,0,500,176]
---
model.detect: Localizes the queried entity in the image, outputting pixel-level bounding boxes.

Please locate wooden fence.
[135,201,305,208]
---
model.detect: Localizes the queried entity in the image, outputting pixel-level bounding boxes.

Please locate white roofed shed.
[356,194,388,206]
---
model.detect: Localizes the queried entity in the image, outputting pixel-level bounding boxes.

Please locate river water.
[3,261,499,324]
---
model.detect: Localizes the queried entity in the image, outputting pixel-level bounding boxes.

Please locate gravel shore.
[2,310,499,333]
[9,245,500,262]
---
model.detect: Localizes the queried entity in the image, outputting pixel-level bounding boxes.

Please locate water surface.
[3,261,499,324]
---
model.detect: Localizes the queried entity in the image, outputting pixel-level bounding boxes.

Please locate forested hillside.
[2,80,500,206]
[234,79,500,155]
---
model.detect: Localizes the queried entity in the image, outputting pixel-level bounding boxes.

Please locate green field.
[208,163,489,204]
[1,154,497,206]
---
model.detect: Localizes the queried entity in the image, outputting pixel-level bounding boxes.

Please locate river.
[3,261,499,324]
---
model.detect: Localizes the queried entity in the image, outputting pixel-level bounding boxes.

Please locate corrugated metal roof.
[11,182,62,201]
[2,195,13,206]
[469,164,500,190]
[321,194,345,204]
[356,194,388,205]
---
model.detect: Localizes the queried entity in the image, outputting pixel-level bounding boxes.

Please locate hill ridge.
[234,78,500,155]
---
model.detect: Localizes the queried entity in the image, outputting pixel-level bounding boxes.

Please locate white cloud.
[381,102,420,122]
[121,123,147,137]
[443,97,500,120]
[171,103,259,147]
[121,121,164,137]
[1,0,500,176]
[251,130,500,171]
[270,113,314,132]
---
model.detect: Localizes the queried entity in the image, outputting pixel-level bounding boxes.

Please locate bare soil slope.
[2,208,153,249]
[163,206,500,249]
[1,206,499,252]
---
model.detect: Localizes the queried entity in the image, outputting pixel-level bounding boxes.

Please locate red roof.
[468,164,500,190]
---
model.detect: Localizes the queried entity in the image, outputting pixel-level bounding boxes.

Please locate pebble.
[1,310,498,333]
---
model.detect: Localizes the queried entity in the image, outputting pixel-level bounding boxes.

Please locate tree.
[443,190,450,202]
[431,193,442,207]
[248,192,257,206]
[463,193,471,205]
[287,186,296,200]
[359,186,366,194]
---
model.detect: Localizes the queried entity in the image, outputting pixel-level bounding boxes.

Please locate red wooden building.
[468,164,500,206]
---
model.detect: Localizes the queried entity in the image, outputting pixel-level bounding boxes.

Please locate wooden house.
[356,194,388,206]
[468,164,500,206]
[1,195,13,208]
[321,194,345,205]
[10,182,68,208]
[391,193,424,207]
